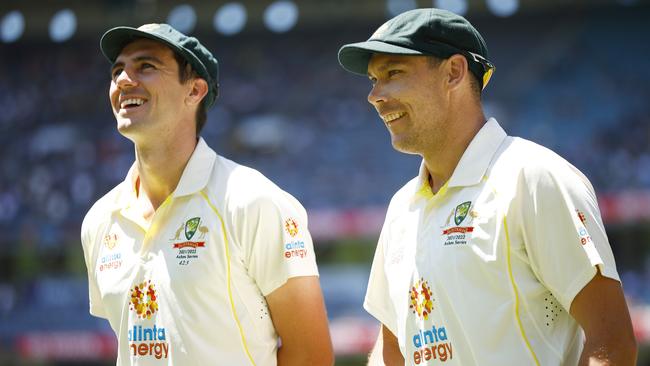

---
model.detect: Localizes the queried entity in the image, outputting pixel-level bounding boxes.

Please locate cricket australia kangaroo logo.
[184,217,201,240]
[454,201,471,225]
[442,201,474,245]
[171,217,208,265]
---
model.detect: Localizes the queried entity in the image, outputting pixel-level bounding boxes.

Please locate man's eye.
[141,63,155,70]
[369,77,377,85]
[388,69,402,77]
[111,68,123,79]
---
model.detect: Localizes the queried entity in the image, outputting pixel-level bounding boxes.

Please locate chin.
[116,118,143,136]
[116,119,133,132]
[391,137,419,155]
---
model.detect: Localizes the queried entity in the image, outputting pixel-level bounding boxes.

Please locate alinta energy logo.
[130,280,159,319]
[411,325,453,365]
[103,233,118,250]
[171,217,208,265]
[575,209,592,246]
[410,277,434,320]
[128,280,169,360]
[99,232,122,272]
[408,277,453,364]
[284,218,299,237]
[284,217,307,259]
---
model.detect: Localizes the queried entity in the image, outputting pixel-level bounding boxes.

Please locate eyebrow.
[110,55,164,73]
[367,60,408,77]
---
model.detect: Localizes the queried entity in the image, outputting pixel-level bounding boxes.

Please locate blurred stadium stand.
[1,1,650,364]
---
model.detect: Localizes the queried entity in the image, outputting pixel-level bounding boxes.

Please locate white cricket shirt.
[81,138,318,365]
[365,119,619,365]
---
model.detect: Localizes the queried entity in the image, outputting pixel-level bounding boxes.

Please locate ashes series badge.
[171,217,208,265]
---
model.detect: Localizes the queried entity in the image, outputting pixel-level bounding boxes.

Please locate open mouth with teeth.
[120,98,147,110]
[383,112,407,123]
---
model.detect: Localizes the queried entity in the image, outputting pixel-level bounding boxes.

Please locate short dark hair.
[173,52,208,134]
[428,56,481,99]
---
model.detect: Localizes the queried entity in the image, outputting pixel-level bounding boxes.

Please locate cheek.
[109,84,119,105]
[415,86,442,111]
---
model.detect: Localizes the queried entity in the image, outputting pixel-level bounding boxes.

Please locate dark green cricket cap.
[100,23,219,108]
[338,8,495,89]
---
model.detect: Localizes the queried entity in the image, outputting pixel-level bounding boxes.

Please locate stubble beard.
[390,131,422,155]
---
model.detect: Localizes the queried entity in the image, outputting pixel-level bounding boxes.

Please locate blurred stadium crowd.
[1,3,650,363]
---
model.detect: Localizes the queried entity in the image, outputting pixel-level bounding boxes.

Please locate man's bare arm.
[368,324,404,366]
[266,276,334,366]
[570,270,637,365]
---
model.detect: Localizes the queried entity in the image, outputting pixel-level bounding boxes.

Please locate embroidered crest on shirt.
[441,201,474,246]
[171,217,207,265]
[454,201,471,225]
[185,217,201,239]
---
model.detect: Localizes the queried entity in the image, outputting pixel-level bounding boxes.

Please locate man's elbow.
[586,329,638,364]
[618,332,638,362]
[615,322,639,362]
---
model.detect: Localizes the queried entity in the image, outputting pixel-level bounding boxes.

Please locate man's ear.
[445,54,469,91]
[187,78,209,106]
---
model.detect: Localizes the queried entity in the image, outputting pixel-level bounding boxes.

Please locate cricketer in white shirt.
[365,119,623,365]
[82,139,327,365]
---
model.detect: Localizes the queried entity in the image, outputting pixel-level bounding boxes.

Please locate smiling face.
[109,38,195,142]
[367,54,451,155]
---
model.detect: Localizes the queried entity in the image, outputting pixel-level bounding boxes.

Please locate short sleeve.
[519,160,619,312]
[364,221,398,335]
[80,214,107,318]
[236,192,319,296]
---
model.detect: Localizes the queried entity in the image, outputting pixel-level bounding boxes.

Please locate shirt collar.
[171,137,217,197]
[413,118,507,199]
[111,137,217,211]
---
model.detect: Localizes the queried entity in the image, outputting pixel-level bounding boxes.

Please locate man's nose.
[114,68,137,89]
[367,83,386,107]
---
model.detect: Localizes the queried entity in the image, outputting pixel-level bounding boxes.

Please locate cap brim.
[338,40,424,75]
[100,27,186,63]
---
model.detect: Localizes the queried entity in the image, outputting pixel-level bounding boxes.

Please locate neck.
[134,137,197,211]
[423,110,486,194]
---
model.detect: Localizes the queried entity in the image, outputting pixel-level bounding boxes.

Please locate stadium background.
[1,0,649,364]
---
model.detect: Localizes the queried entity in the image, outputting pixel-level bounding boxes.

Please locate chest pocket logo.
[441,202,474,246]
[454,201,471,225]
[171,217,208,265]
